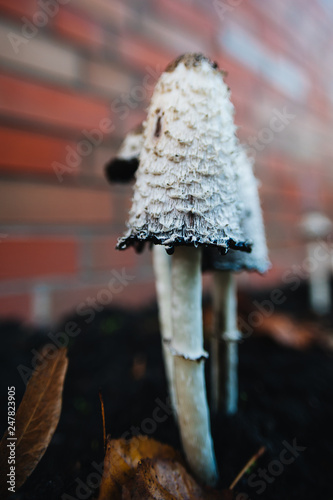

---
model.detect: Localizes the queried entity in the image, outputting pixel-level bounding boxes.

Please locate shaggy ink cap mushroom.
[117,53,251,255]
[105,124,143,183]
[203,147,270,274]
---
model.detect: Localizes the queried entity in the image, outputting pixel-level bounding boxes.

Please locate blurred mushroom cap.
[299,211,332,240]
[117,53,251,255]
[203,148,270,273]
[105,124,143,183]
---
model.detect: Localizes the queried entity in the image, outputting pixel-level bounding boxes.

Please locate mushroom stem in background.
[211,271,240,415]
[204,146,270,415]
[307,242,331,315]
[152,246,177,415]
[299,211,332,315]
[171,246,218,487]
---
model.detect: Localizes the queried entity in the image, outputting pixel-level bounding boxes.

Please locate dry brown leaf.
[98,436,232,500]
[135,458,220,500]
[0,346,68,498]
[255,313,316,349]
[98,436,180,500]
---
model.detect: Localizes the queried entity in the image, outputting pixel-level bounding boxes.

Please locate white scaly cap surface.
[117,54,250,254]
[203,147,270,273]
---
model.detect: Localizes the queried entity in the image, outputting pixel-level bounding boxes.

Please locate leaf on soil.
[0,346,68,498]
[98,436,179,500]
[98,435,232,500]
[135,457,231,500]
[254,313,318,349]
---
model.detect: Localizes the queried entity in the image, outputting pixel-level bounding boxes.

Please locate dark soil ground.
[1,282,333,500]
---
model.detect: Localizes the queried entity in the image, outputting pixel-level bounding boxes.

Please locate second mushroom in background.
[204,147,270,416]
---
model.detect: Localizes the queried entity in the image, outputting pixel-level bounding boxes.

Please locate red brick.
[0,24,80,82]
[123,111,147,135]
[53,6,105,48]
[119,281,156,308]
[68,0,127,26]
[0,238,78,280]
[51,280,156,319]
[0,73,111,131]
[263,210,302,249]
[89,236,136,271]
[0,180,113,225]
[92,146,118,179]
[0,127,77,176]
[237,265,285,290]
[0,294,31,321]
[155,0,216,38]
[0,0,36,19]
[86,61,131,97]
[218,55,259,95]
[141,16,211,56]
[119,37,174,73]
[51,284,104,319]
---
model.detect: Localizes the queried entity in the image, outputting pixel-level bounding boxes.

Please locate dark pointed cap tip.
[165,53,219,73]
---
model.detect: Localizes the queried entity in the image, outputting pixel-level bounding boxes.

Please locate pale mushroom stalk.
[152,246,177,414]
[300,212,332,315]
[307,241,331,315]
[211,270,240,415]
[171,246,218,485]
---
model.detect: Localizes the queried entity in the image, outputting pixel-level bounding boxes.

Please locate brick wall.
[0,0,333,323]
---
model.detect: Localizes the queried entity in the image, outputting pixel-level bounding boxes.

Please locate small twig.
[99,390,106,452]
[229,446,266,490]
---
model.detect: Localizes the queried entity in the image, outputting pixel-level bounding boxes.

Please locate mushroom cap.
[105,124,143,183]
[299,211,332,240]
[117,53,251,255]
[202,148,270,274]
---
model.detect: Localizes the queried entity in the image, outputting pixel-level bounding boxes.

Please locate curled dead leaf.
[98,436,232,500]
[255,314,318,349]
[0,346,68,498]
[135,458,223,500]
[98,436,180,500]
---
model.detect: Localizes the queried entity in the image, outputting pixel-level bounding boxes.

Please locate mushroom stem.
[211,270,240,415]
[152,246,177,415]
[307,242,331,315]
[171,246,218,486]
